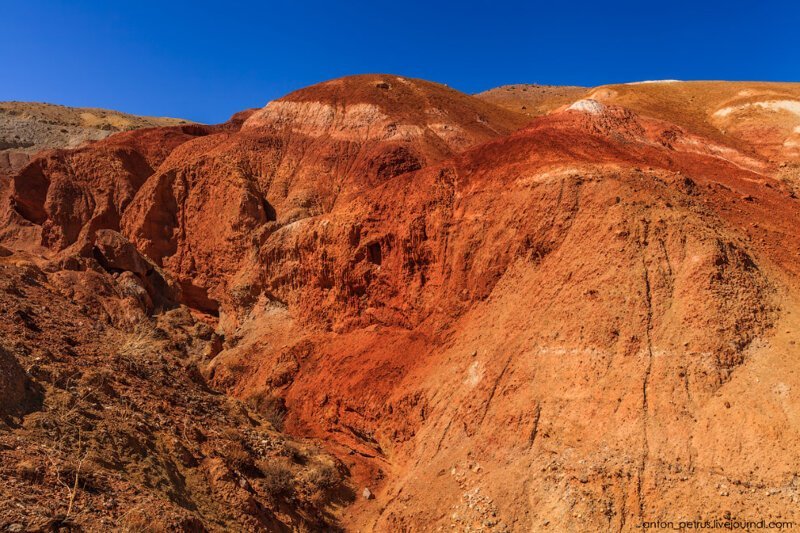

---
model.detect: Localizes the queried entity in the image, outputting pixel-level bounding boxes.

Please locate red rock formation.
[3,76,800,531]
[7,126,212,252]
[119,75,527,323]
[207,93,800,530]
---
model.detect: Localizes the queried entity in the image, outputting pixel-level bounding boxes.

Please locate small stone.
[362,487,374,500]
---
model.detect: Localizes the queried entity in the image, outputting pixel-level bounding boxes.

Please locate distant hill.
[476,80,800,161]
[0,101,193,174]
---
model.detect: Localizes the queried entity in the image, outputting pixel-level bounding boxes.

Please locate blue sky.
[1,0,797,123]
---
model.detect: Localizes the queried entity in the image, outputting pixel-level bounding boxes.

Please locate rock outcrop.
[0,345,40,423]
[7,125,212,252]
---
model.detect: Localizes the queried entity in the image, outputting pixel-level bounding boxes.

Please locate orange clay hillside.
[477,80,800,161]
[1,75,800,531]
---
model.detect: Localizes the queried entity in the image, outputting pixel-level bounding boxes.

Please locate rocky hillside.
[0,102,192,175]
[2,75,800,531]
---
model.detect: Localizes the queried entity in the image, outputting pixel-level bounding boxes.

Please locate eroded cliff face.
[6,125,213,253]
[118,75,527,326]
[208,100,797,530]
[2,76,800,531]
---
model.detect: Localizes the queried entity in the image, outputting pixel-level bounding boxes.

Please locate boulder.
[93,229,151,276]
[0,345,40,421]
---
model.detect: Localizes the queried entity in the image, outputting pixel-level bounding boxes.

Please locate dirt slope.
[0,245,353,530]
[0,101,192,176]
[2,76,800,531]
[475,84,588,117]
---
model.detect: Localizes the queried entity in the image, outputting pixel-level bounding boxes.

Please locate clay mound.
[245,74,527,147]
[0,101,193,175]
[120,75,527,322]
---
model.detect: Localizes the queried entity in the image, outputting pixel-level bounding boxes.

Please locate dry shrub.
[245,392,286,430]
[259,462,295,499]
[220,439,258,476]
[306,461,342,492]
[122,507,159,532]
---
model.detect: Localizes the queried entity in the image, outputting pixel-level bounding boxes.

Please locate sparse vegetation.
[305,460,343,492]
[246,391,287,430]
[0,261,349,530]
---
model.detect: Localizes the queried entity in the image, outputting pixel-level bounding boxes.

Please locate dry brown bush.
[259,462,295,499]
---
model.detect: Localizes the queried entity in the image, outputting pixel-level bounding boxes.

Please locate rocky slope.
[0,249,351,531]
[0,101,192,176]
[2,75,800,531]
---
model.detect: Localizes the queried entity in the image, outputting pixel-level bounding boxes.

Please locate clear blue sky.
[1,0,797,123]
